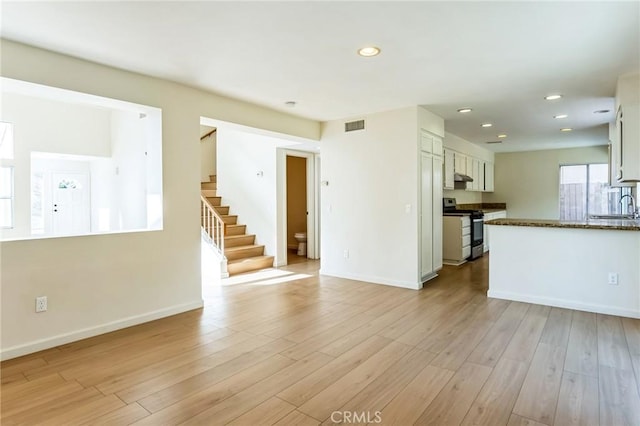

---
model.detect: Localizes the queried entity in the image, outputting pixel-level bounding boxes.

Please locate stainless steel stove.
[443,198,484,260]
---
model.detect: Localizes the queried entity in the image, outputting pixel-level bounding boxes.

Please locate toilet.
[294,232,307,256]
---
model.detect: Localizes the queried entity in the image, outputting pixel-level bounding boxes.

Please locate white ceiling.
[2,1,638,152]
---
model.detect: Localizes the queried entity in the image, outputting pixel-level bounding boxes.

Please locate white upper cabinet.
[454,152,466,174]
[442,150,494,192]
[432,135,443,157]
[472,158,481,191]
[421,131,443,157]
[484,162,495,192]
[614,73,640,182]
[443,148,455,189]
[477,160,486,191]
[442,132,495,192]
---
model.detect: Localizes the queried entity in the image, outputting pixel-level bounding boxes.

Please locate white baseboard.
[318,269,422,290]
[487,290,640,319]
[0,300,204,361]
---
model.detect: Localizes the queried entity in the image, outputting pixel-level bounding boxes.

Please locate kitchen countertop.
[485,217,640,231]
[481,209,507,214]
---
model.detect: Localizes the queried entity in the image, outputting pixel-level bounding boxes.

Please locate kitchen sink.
[588,214,638,220]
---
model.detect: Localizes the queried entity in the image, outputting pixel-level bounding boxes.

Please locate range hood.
[454,172,473,182]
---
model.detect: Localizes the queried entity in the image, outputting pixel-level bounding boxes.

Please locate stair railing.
[201,195,226,258]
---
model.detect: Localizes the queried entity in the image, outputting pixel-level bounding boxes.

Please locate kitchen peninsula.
[486,218,640,319]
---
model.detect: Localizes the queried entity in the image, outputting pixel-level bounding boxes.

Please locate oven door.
[472,217,484,246]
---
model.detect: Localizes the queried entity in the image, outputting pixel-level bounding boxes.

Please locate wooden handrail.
[201,195,226,258]
[200,128,217,141]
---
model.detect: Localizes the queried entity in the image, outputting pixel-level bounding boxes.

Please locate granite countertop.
[458,203,506,210]
[485,217,640,231]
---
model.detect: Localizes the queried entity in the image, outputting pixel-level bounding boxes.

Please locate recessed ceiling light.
[481,123,493,128]
[457,108,473,113]
[497,134,507,138]
[554,114,568,119]
[284,101,296,107]
[560,128,573,132]
[358,46,380,57]
[545,94,563,100]
[594,109,611,114]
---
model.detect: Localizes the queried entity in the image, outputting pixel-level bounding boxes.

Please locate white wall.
[443,189,483,204]
[444,131,495,163]
[0,40,319,360]
[320,106,443,289]
[483,146,608,219]
[89,156,115,232]
[216,128,288,263]
[110,110,148,230]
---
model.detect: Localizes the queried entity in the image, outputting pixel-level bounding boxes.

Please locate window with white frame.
[559,164,632,221]
[0,122,15,228]
[0,166,14,228]
[0,122,14,160]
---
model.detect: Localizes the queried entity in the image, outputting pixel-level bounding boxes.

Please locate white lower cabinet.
[443,216,471,265]
[483,210,507,252]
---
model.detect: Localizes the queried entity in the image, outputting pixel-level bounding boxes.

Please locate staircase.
[201,175,274,276]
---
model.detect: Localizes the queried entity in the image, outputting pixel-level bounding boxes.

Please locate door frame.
[276,148,319,265]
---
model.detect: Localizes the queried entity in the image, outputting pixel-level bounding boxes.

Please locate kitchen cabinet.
[473,159,481,191]
[477,160,485,191]
[483,210,507,252]
[443,147,494,192]
[454,152,466,174]
[443,216,471,265]
[484,162,494,192]
[612,73,640,182]
[443,148,455,189]
[420,131,443,281]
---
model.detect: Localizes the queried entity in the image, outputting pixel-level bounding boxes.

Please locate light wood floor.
[2,256,640,425]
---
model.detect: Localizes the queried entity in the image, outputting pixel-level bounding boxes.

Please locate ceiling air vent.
[485,140,502,144]
[345,119,365,132]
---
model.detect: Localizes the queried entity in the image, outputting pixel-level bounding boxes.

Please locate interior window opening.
[1,77,164,241]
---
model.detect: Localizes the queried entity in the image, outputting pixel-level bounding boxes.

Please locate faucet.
[619,194,638,218]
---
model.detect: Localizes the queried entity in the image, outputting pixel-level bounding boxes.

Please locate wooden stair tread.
[225,244,262,252]
[227,255,274,265]
[225,234,255,240]
[225,225,246,236]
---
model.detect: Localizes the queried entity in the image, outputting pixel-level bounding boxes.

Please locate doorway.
[278,149,318,265]
[286,155,307,263]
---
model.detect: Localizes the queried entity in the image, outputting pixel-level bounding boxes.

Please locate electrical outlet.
[35,296,47,313]
[343,249,349,259]
[608,273,619,286]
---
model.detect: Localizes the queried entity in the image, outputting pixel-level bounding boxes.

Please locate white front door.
[52,172,90,236]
